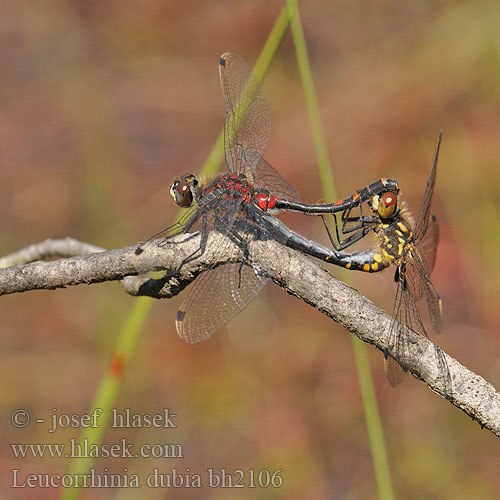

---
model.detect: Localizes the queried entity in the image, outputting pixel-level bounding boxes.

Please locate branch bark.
[1,235,499,436]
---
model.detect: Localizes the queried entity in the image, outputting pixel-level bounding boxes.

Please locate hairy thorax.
[374,213,414,267]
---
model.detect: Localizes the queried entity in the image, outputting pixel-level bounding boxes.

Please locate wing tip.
[384,357,407,387]
[219,52,231,67]
[176,310,208,344]
[176,310,186,322]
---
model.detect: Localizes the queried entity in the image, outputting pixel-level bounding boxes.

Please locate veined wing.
[219,52,271,181]
[402,256,424,302]
[384,265,427,386]
[176,263,267,344]
[136,204,200,254]
[174,194,268,343]
[253,157,300,202]
[414,132,441,242]
[414,254,442,334]
[405,247,442,333]
[417,215,439,274]
[385,256,444,386]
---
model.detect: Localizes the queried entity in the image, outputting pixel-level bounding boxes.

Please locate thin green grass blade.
[60,297,154,499]
[286,1,394,499]
[286,0,337,200]
[59,4,299,499]
[352,339,395,500]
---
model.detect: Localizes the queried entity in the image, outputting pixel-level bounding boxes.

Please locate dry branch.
[0,234,499,436]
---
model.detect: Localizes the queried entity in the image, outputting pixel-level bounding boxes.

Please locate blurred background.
[1,0,499,498]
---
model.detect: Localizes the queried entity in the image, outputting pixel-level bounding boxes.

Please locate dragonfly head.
[372,190,399,220]
[170,174,200,208]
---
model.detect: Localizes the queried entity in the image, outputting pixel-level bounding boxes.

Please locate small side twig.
[0,238,106,268]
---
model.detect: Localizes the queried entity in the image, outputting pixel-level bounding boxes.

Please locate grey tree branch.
[0,235,499,437]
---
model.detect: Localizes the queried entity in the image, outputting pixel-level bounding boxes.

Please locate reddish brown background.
[1,1,499,499]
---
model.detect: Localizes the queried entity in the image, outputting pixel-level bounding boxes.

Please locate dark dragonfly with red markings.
[136,52,395,344]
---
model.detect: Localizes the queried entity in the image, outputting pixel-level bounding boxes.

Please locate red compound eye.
[378,191,397,218]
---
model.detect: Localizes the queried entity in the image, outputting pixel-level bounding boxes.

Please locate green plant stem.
[60,298,154,500]
[352,339,395,500]
[286,1,394,498]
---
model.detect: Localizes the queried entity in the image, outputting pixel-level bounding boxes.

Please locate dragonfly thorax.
[375,215,414,264]
[202,173,256,205]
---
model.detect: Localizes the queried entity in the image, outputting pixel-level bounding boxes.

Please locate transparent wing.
[385,257,444,386]
[176,263,267,344]
[434,345,452,393]
[253,157,300,202]
[417,215,439,274]
[414,132,441,241]
[218,52,271,180]
[136,205,200,254]
[404,255,424,302]
[421,265,443,334]
[384,266,427,387]
[384,350,407,387]
[407,249,442,334]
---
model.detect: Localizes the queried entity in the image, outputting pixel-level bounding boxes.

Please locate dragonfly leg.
[322,214,371,251]
[222,225,255,289]
[176,212,210,267]
[339,204,376,235]
[327,202,378,251]
[335,225,376,251]
[330,212,377,251]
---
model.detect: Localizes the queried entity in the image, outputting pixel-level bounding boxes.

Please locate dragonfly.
[321,133,447,386]
[136,52,395,344]
[267,131,447,387]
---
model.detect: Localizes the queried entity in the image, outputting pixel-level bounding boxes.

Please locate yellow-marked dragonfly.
[316,133,447,386]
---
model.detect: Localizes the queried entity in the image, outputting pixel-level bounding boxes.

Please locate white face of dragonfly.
[170,174,200,208]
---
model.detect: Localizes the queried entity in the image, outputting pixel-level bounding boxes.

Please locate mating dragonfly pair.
[137,53,444,387]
